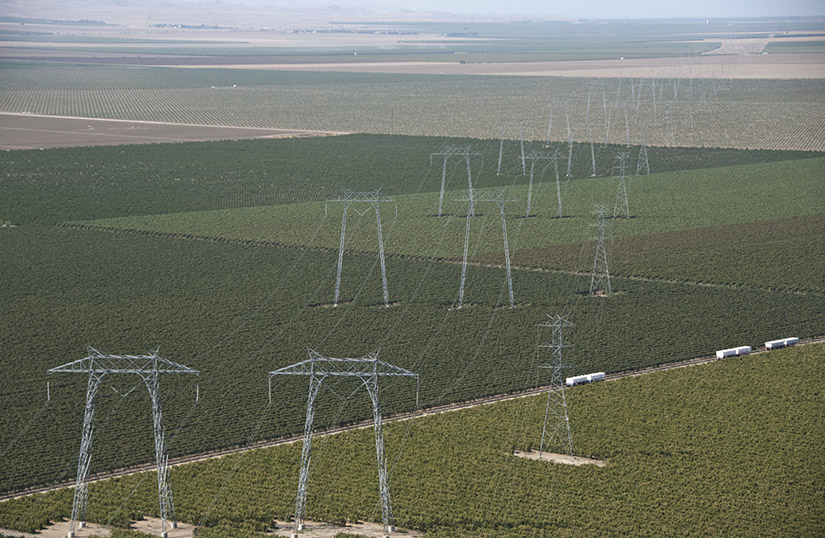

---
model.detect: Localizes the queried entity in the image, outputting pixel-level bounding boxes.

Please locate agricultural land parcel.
[1,14,824,537]
[1,62,824,151]
[2,342,823,537]
[0,136,823,497]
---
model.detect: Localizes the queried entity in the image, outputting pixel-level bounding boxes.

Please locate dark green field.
[1,135,823,498]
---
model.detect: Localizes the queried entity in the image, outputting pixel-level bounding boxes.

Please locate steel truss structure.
[537,315,574,457]
[47,347,198,538]
[523,149,560,218]
[430,145,482,217]
[327,189,394,307]
[269,350,418,538]
[636,123,650,175]
[589,205,612,296]
[613,152,631,219]
[453,189,518,308]
[496,122,529,176]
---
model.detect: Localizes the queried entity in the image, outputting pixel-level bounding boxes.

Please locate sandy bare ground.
[159,53,825,79]
[0,517,195,538]
[513,450,607,467]
[0,517,418,538]
[270,519,421,537]
[0,113,344,150]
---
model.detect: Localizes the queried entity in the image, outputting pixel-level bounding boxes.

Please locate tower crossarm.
[269,349,418,379]
[47,347,199,377]
[327,188,394,205]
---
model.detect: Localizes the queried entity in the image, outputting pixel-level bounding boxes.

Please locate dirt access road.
[0,113,344,150]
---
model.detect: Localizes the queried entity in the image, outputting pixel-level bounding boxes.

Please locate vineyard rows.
[1,64,824,150]
[2,343,822,536]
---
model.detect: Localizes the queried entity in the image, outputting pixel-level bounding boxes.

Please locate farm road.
[0,113,344,150]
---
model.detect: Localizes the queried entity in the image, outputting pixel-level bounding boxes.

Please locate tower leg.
[365,376,393,537]
[457,208,472,308]
[294,374,324,536]
[146,370,175,538]
[438,155,448,217]
[333,204,349,306]
[375,202,389,307]
[499,205,514,308]
[69,372,104,538]
[525,160,536,218]
[465,154,474,217]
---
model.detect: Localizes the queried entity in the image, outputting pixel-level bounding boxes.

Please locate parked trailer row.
[715,346,752,359]
[566,372,605,387]
[765,337,799,350]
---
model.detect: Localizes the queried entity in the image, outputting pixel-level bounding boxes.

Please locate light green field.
[81,157,825,259]
[2,342,823,537]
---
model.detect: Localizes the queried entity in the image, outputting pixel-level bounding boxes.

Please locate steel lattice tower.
[328,189,394,307]
[636,124,650,175]
[565,113,575,177]
[537,315,574,457]
[523,149,558,218]
[269,350,418,538]
[430,145,482,217]
[497,122,528,176]
[589,205,612,296]
[47,347,199,538]
[454,189,518,308]
[613,152,631,219]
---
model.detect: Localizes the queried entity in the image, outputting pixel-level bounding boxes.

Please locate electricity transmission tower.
[565,113,575,177]
[269,350,418,538]
[613,152,631,219]
[537,315,574,458]
[589,205,611,296]
[587,126,597,176]
[430,145,482,217]
[454,189,518,308]
[47,347,199,538]
[497,122,529,176]
[524,149,557,218]
[636,124,650,175]
[328,189,394,307]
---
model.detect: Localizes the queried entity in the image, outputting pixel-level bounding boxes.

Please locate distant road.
[0,113,345,150]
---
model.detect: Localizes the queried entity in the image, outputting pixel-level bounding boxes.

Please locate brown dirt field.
[0,517,195,538]
[0,113,344,150]
[270,519,422,538]
[175,53,825,79]
[513,449,607,467]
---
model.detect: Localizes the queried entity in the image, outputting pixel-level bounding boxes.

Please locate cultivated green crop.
[3,343,822,536]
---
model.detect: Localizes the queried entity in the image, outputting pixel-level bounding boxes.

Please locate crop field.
[2,342,823,536]
[0,135,823,499]
[1,12,823,537]
[77,156,825,260]
[1,62,824,150]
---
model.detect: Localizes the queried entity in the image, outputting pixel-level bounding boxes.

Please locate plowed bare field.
[0,112,342,150]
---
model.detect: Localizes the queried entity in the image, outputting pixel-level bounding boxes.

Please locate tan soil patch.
[0,113,344,150]
[159,53,825,79]
[0,517,194,538]
[513,449,607,467]
[269,519,422,537]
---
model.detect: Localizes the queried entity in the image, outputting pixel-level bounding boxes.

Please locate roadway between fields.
[2,335,823,502]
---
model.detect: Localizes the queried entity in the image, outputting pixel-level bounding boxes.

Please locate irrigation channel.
[3,334,823,502]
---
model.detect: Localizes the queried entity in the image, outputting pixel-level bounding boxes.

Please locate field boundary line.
[2,334,824,502]
[0,111,350,136]
[57,223,825,298]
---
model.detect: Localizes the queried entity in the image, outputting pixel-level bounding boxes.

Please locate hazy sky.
[368,0,825,18]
